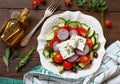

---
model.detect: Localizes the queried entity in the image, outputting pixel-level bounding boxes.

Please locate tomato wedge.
[54,52,63,63]
[86,37,93,49]
[79,54,91,65]
[63,25,71,31]
[63,60,73,70]
[49,37,60,48]
[77,27,87,37]
[54,28,60,37]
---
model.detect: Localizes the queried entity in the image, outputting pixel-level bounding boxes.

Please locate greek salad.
[43,17,100,73]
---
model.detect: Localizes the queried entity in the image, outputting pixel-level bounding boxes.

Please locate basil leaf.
[3,56,8,66]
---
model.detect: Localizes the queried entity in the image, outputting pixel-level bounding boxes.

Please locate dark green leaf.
[16,47,36,71]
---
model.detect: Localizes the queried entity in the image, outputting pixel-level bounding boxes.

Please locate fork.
[20,0,60,47]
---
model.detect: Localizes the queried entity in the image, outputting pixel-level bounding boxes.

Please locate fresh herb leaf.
[5,48,10,58]
[76,0,87,7]
[2,48,10,72]
[16,47,36,71]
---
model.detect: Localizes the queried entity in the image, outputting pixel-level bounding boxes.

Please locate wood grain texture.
[0,0,120,80]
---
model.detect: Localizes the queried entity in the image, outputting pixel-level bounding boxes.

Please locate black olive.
[94,52,98,58]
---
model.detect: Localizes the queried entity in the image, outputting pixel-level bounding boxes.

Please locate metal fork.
[20,0,60,47]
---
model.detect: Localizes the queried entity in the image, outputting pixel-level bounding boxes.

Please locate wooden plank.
[0,0,119,11]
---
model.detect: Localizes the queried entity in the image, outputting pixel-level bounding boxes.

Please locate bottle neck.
[17,8,30,23]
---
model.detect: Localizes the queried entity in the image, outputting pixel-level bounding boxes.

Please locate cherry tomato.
[105,20,111,28]
[63,25,71,31]
[39,0,45,3]
[77,28,87,37]
[86,38,93,49]
[63,61,73,70]
[32,0,39,9]
[54,28,60,37]
[54,53,63,63]
[79,55,91,65]
[49,37,60,49]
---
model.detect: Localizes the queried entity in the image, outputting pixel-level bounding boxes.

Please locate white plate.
[37,11,106,79]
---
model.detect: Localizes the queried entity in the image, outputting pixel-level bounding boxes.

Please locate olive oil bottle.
[0,8,30,47]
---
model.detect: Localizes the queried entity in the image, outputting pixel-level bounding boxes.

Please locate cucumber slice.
[94,34,99,42]
[93,42,100,50]
[66,19,71,25]
[81,23,90,31]
[52,26,59,30]
[46,32,54,41]
[68,21,78,28]
[87,28,95,37]
[49,57,54,62]
[58,17,66,27]
[91,36,96,45]
[75,21,81,27]
[57,66,64,73]
[90,51,94,60]
[43,50,49,57]
[78,63,85,69]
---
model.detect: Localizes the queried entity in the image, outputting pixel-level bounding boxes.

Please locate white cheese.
[70,34,86,51]
[56,40,75,59]
[56,34,86,59]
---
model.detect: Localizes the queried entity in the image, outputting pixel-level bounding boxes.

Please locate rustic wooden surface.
[0,0,120,80]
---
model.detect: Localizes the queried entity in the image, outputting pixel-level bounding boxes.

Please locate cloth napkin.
[23,40,120,84]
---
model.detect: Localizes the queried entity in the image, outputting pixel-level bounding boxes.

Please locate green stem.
[101,11,104,29]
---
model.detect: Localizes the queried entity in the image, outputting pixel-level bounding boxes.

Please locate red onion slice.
[70,29,78,36]
[67,54,79,62]
[53,41,59,52]
[75,44,89,55]
[57,29,69,41]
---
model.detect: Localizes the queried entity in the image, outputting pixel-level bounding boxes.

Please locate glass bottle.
[0,8,30,47]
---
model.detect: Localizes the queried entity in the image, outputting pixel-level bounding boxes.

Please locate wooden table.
[0,0,120,80]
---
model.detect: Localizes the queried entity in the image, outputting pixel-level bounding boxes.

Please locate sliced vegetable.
[92,42,100,50]
[53,52,63,63]
[81,23,90,31]
[57,28,69,40]
[67,21,78,28]
[77,27,87,37]
[53,41,59,51]
[75,44,89,55]
[69,28,78,36]
[79,54,91,65]
[63,60,73,70]
[87,28,95,37]
[49,37,60,49]
[86,37,93,49]
[43,49,49,57]
[58,17,66,27]
[67,54,79,62]
[46,32,54,41]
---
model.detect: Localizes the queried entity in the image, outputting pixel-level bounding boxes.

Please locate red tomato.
[54,53,63,63]
[86,38,93,49]
[105,20,111,28]
[79,55,91,65]
[32,0,39,8]
[63,61,73,70]
[77,28,87,37]
[54,28,60,37]
[63,25,71,31]
[49,37,60,48]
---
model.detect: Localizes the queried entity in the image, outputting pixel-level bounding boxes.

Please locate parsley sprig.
[76,0,108,28]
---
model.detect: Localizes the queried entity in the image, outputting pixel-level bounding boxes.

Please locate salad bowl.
[37,11,106,79]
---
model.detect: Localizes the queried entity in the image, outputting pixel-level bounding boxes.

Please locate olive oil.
[0,8,30,47]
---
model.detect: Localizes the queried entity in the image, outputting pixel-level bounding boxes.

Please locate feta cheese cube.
[56,40,75,59]
[70,34,86,51]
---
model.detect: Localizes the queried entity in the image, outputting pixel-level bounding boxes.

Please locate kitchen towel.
[23,40,120,84]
